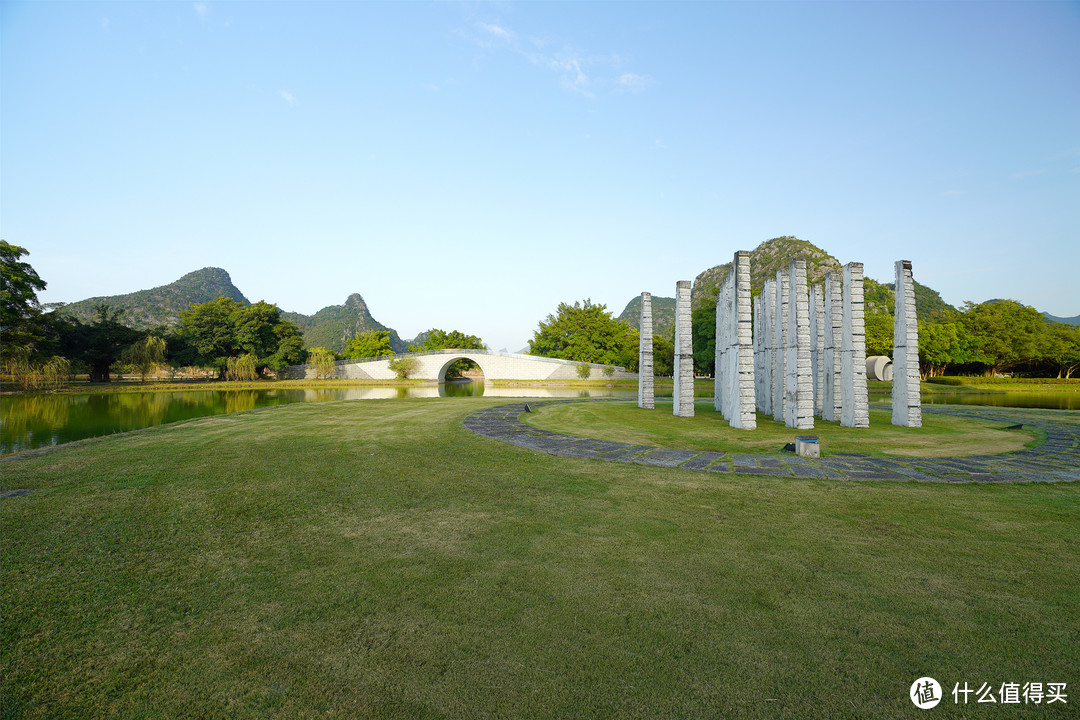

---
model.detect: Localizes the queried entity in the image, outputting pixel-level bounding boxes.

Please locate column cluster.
[713,251,756,428]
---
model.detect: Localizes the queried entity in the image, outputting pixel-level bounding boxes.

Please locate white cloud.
[194,3,208,21]
[279,90,296,106]
[1012,169,1046,180]
[617,72,654,92]
[477,22,514,43]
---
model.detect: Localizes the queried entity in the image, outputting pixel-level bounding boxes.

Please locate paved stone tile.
[462,401,1080,484]
[681,452,725,471]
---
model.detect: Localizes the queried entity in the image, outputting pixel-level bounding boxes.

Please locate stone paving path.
[464,401,1080,483]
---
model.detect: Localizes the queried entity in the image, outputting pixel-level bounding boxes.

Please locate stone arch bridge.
[281,349,635,382]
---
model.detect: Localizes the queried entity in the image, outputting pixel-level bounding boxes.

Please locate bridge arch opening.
[436,355,486,383]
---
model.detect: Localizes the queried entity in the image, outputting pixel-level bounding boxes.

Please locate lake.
[2,382,1076,456]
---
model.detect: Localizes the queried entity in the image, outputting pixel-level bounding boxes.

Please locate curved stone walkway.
[464,401,1080,482]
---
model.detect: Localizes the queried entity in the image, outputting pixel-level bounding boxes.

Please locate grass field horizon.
[2,397,1077,718]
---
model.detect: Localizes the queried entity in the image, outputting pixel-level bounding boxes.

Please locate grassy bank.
[524,400,1042,458]
[2,398,1077,718]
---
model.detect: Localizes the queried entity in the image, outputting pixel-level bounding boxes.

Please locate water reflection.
[4,381,1075,456]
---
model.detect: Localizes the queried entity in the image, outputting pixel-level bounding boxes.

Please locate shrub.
[576,362,592,379]
[388,356,419,379]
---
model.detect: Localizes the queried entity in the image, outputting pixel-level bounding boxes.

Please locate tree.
[1043,323,1080,379]
[388,356,419,379]
[576,362,592,379]
[864,311,894,358]
[308,346,338,379]
[691,305,715,376]
[1,240,48,349]
[344,330,395,359]
[62,305,143,382]
[123,335,167,381]
[960,300,1047,376]
[179,297,306,378]
[652,335,675,377]
[528,299,638,369]
[226,353,258,381]
[409,328,485,351]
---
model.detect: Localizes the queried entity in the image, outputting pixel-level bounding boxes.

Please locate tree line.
[526,293,1080,380]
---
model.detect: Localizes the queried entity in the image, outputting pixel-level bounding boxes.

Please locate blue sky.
[3,1,1078,352]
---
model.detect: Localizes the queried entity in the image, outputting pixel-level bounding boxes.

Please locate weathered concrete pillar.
[733,251,756,428]
[714,274,728,414]
[822,272,842,422]
[892,260,922,427]
[785,259,814,429]
[638,291,654,410]
[753,294,764,412]
[760,279,774,416]
[841,262,869,428]
[810,284,825,417]
[673,280,695,417]
[772,270,788,422]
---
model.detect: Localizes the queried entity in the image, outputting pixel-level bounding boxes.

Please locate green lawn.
[2,398,1077,719]
[523,400,1042,458]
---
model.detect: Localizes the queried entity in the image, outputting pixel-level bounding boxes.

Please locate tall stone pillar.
[673,280,695,417]
[892,260,922,427]
[753,294,764,412]
[822,272,842,422]
[841,262,869,428]
[810,284,825,417]
[785,259,814,429]
[638,292,654,409]
[714,274,729,414]
[772,270,788,423]
[760,279,774,416]
[732,251,756,428]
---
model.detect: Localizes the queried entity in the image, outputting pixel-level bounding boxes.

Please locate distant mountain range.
[616,295,677,340]
[1043,313,1079,326]
[55,267,405,353]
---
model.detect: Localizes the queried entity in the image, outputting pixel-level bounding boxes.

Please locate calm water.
[0,382,637,455]
[2,382,1075,456]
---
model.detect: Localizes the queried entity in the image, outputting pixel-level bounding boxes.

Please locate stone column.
[772,270,788,423]
[760,279,774,416]
[714,274,728,414]
[673,280,695,417]
[785,259,814,429]
[753,294,763,412]
[892,260,922,427]
[810,284,825,417]
[841,262,869,428]
[638,291,654,409]
[732,251,756,429]
[822,272,842,422]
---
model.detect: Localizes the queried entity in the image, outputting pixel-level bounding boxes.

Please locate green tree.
[1,240,55,367]
[179,297,305,378]
[528,299,638,369]
[960,300,1048,376]
[388,356,419,379]
[1043,323,1080,379]
[62,305,143,382]
[410,328,485,351]
[308,346,338,379]
[226,353,258,381]
[865,311,894,358]
[691,305,715,376]
[344,330,395,359]
[123,335,167,382]
[576,362,592,379]
[652,335,675,377]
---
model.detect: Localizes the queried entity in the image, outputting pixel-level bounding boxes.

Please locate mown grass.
[2,398,1077,719]
[525,400,1042,458]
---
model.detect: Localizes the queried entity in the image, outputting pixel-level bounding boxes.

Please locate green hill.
[1043,312,1080,326]
[690,236,956,321]
[282,294,405,354]
[617,295,677,340]
[54,268,405,353]
[56,267,250,329]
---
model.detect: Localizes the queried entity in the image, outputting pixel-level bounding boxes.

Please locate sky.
[2,0,1078,352]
